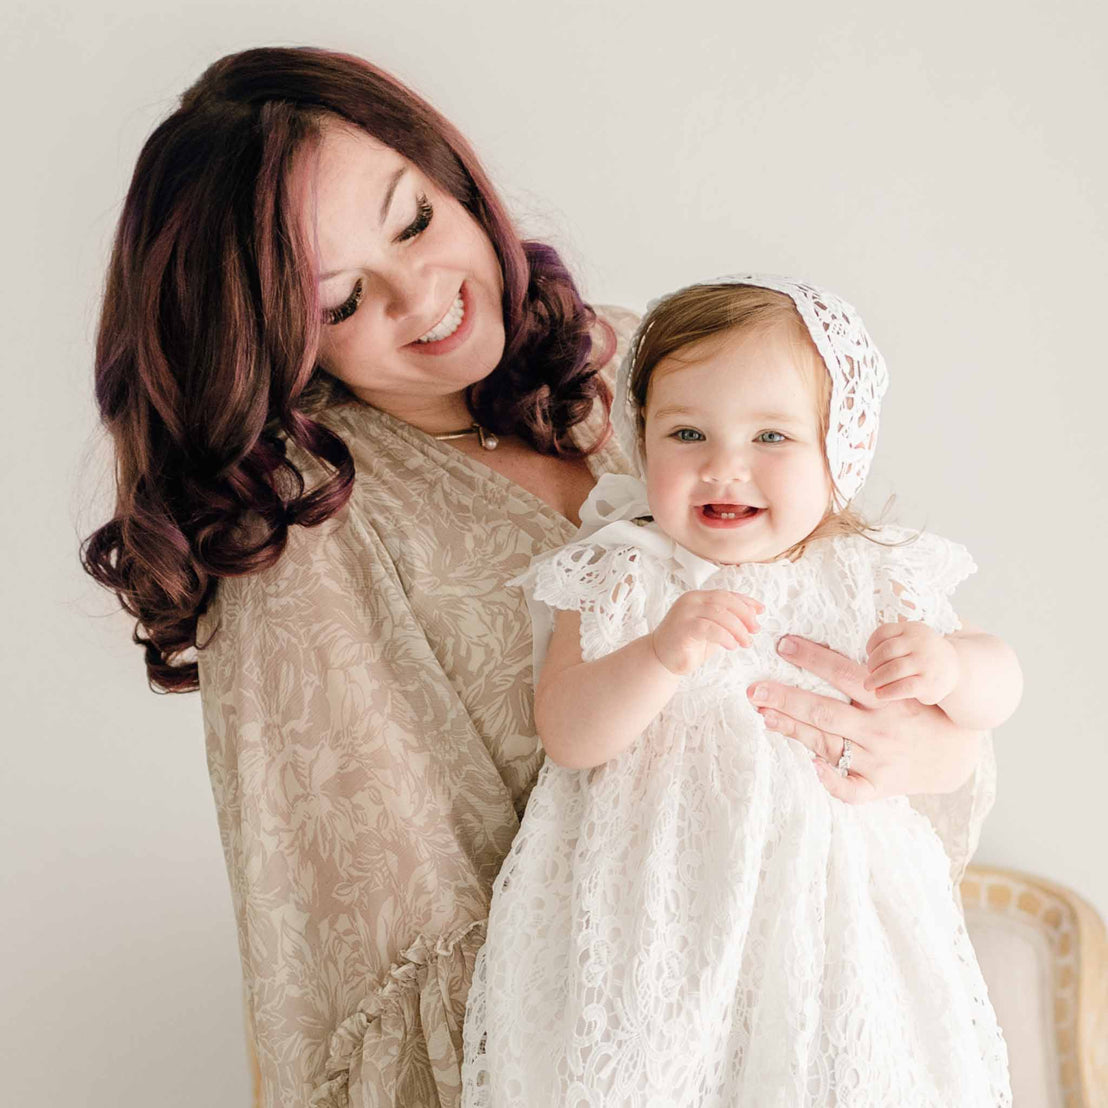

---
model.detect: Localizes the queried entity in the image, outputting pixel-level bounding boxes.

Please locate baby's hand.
[863,621,960,705]
[650,590,763,676]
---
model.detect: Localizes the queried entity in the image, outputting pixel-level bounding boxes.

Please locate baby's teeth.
[416,294,465,343]
[720,512,736,519]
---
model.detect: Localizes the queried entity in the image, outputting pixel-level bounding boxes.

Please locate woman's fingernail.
[752,684,768,702]
[778,637,796,656]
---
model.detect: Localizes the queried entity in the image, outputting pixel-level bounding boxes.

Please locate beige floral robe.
[198,306,996,1108]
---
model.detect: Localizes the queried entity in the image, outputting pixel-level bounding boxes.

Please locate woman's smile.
[406,281,475,356]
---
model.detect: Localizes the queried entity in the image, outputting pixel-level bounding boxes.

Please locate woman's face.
[301,121,506,427]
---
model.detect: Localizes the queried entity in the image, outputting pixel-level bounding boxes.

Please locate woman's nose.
[374,260,437,322]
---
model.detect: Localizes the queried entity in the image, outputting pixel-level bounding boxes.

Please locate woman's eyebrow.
[320,167,407,280]
[378,167,405,225]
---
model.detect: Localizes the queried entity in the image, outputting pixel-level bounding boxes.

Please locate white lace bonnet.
[613,274,890,506]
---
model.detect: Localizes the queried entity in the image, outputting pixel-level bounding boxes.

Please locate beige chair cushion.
[961,866,1108,1108]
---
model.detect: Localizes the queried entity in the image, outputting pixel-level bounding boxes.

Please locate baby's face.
[641,325,831,565]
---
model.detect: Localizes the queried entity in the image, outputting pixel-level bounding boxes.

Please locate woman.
[82,46,995,1108]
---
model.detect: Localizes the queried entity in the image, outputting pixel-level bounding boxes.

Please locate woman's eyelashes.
[321,194,435,326]
[395,193,433,243]
[324,278,365,327]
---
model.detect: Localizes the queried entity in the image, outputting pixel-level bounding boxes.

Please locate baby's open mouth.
[700,503,762,520]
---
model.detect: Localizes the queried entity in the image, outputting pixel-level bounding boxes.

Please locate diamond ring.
[836,738,854,778]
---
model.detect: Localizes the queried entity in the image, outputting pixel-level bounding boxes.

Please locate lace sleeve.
[511,541,652,671]
[872,528,977,634]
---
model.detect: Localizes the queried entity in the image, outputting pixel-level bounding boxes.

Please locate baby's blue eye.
[673,429,704,442]
[757,431,787,444]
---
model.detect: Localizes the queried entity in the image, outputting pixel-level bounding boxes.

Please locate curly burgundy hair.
[81,46,613,694]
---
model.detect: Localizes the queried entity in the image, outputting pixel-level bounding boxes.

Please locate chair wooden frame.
[961,865,1108,1108]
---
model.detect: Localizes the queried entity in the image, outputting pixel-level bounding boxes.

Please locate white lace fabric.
[461,501,1011,1107]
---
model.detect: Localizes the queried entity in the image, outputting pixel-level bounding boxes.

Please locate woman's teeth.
[416,293,465,343]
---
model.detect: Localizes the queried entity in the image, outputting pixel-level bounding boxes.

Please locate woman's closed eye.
[322,194,435,326]
[324,279,365,327]
[395,193,433,243]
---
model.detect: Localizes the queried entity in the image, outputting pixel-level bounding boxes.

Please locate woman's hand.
[746,635,985,804]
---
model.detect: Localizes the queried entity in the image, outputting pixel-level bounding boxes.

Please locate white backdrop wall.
[3,1,1105,1104]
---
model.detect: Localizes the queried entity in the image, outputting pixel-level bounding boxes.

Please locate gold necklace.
[430,422,500,451]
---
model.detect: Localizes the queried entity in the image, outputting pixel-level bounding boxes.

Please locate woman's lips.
[405,282,475,356]
[696,504,764,529]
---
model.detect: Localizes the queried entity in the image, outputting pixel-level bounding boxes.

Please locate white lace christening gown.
[461,518,1011,1108]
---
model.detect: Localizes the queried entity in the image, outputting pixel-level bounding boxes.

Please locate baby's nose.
[701,449,752,483]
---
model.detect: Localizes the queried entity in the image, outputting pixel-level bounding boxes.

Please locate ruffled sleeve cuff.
[871,528,977,635]
[310,920,486,1108]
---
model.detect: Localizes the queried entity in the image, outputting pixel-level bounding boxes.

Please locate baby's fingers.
[695,609,752,650]
[863,656,920,693]
[732,592,765,614]
[865,636,912,671]
[717,611,755,648]
[871,676,928,700]
[865,622,905,656]
[708,590,763,633]
[695,617,745,652]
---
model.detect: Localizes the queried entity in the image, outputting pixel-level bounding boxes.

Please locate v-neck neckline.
[333,398,630,531]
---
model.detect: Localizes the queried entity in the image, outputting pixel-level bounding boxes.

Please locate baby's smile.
[696,503,766,527]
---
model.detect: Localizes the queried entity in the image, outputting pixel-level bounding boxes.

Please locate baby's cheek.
[644,466,681,516]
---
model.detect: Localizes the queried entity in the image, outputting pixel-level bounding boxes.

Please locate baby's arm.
[535,589,762,769]
[863,620,1023,730]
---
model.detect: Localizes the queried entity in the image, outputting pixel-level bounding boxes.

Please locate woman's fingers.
[777,636,879,709]
[759,705,877,801]
[812,757,879,805]
[758,706,861,771]
[748,681,868,755]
